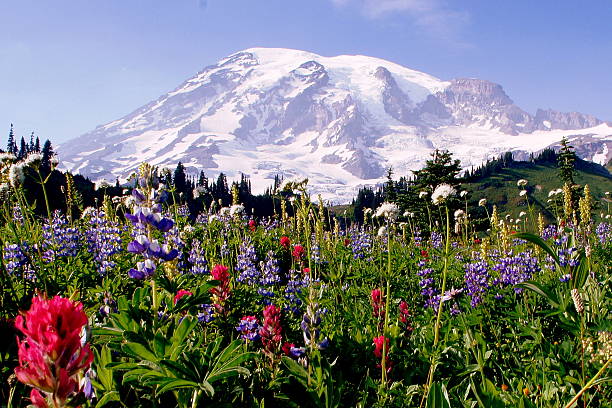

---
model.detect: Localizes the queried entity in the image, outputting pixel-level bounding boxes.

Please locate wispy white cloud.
[331,0,470,44]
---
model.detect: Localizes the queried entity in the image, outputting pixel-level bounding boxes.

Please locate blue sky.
[1,0,611,144]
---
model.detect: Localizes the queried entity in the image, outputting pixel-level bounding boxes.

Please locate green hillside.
[464,160,611,223]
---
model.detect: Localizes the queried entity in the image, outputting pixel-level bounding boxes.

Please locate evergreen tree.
[557,137,577,185]
[173,162,188,197]
[35,136,41,152]
[18,136,27,159]
[29,132,35,153]
[7,124,17,155]
[41,140,54,172]
[383,167,396,201]
[413,149,461,191]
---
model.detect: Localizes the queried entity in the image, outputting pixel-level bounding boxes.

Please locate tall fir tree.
[18,136,27,159]
[413,149,461,191]
[29,132,35,152]
[557,137,577,185]
[7,124,17,155]
[35,136,41,152]
[383,167,396,201]
[41,139,54,172]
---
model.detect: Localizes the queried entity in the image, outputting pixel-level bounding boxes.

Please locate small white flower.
[193,186,206,198]
[363,208,373,215]
[219,207,230,216]
[519,190,528,197]
[112,196,122,204]
[419,191,428,199]
[183,225,195,233]
[431,184,456,205]
[460,190,468,197]
[375,202,399,220]
[229,204,245,216]
[0,153,16,162]
[519,211,526,217]
[24,153,43,167]
[517,179,528,187]
[377,226,387,237]
[454,209,465,219]
[8,163,25,187]
[81,207,96,218]
[209,215,219,222]
[403,211,414,218]
[604,191,609,196]
[548,190,556,198]
[478,198,487,207]
[124,196,136,208]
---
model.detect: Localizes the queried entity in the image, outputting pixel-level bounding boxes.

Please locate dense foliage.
[1,128,611,407]
[1,151,610,408]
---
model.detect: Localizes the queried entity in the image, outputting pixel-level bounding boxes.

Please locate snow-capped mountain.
[59,47,612,202]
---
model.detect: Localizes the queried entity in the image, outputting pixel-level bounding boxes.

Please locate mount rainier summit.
[59,48,612,201]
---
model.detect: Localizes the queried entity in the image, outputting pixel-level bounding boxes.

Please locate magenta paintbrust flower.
[14,294,93,408]
[259,304,282,355]
[173,289,193,305]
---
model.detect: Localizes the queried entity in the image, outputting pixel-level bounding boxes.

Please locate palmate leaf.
[205,339,254,384]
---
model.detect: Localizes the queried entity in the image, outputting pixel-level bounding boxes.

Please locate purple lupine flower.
[236,238,259,284]
[464,260,490,308]
[41,210,81,261]
[12,204,23,223]
[491,251,540,293]
[349,228,373,260]
[558,247,579,267]
[301,303,329,350]
[284,269,308,314]
[236,316,260,341]
[3,242,35,280]
[197,304,215,324]
[595,222,611,244]
[188,239,208,275]
[84,209,123,275]
[430,231,443,249]
[128,259,156,280]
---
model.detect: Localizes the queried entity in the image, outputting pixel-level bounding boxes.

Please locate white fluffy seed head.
[431,184,456,205]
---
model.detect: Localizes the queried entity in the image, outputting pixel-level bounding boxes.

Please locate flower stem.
[563,358,610,408]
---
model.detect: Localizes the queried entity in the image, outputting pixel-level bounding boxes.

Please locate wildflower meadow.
[0,154,611,408]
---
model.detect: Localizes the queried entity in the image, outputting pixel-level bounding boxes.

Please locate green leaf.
[95,391,120,408]
[513,232,560,266]
[426,381,451,408]
[154,378,200,395]
[517,282,560,309]
[122,342,158,362]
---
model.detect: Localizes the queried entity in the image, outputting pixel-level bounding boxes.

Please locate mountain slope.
[59,47,612,202]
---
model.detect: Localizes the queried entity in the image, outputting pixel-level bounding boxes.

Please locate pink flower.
[373,335,393,374]
[210,265,231,316]
[280,236,291,249]
[173,289,193,305]
[371,288,385,319]
[14,295,93,408]
[248,219,256,232]
[292,245,305,261]
[259,304,282,355]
